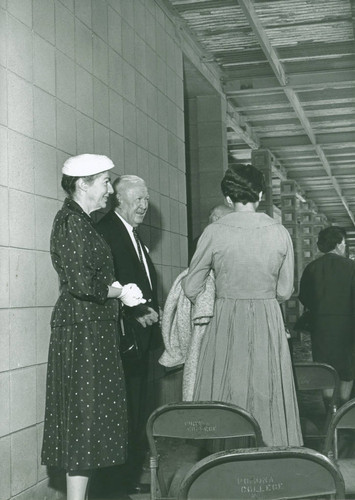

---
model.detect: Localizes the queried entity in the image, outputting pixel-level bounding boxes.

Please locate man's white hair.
[113,175,146,194]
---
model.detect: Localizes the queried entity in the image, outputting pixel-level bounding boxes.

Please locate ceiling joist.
[226,102,259,149]
[224,69,355,93]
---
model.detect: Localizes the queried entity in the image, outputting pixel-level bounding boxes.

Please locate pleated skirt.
[193,298,303,446]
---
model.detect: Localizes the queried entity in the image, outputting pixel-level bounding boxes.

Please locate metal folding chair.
[324,398,355,496]
[294,362,340,448]
[178,446,345,499]
[146,401,263,500]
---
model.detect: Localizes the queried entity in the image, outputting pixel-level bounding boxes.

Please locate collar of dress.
[64,197,94,225]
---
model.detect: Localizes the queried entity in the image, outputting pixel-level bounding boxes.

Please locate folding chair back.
[294,362,340,447]
[324,398,355,495]
[146,401,263,499]
[178,446,345,499]
[294,362,340,395]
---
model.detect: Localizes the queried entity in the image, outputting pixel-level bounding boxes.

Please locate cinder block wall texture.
[0,1,188,498]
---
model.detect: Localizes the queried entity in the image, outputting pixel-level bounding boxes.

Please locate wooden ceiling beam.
[236,0,355,226]
[224,69,355,94]
[289,69,355,88]
[219,42,355,66]
[170,0,237,10]
[232,108,355,121]
[278,41,355,61]
[232,99,355,113]
[233,1,288,86]
[226,101,259,149]
[263,132,355,149]
[226,103,287,181]
[350,0,355,40]
[278,160,322,166]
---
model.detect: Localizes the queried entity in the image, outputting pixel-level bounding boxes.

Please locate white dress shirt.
[115,212,152,288]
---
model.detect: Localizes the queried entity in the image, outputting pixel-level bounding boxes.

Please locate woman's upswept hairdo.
[221,164,266,204]
[317,226,346,253]
[61,173,102,197]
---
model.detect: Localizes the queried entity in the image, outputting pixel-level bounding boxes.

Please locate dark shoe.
[127,482,150,494]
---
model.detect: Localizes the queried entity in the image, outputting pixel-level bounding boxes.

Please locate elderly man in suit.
[96,175,160,493]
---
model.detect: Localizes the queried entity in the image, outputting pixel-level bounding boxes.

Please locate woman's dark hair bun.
[221,164,266,204]
[317,226,345,253]
[61,174,78,196]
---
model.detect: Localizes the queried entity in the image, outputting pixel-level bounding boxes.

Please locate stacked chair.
[146,401,263,500]
[294,362,340,450]
[324,398,355,497]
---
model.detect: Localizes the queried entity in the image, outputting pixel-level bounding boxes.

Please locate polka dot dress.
[41,198,127,471]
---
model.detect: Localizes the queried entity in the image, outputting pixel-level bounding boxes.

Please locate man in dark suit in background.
[97,175,160,493]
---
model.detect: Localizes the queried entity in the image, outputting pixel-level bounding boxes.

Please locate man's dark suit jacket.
[96,210,159,353]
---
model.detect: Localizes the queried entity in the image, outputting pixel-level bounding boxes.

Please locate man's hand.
[136,307,159,328]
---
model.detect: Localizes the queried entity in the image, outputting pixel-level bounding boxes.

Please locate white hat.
[62,154,115,177]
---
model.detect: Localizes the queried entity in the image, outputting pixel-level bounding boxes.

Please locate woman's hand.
[108,281,146,307]
[119,283,146,307]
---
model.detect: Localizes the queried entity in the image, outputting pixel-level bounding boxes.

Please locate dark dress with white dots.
[41,198,127,471]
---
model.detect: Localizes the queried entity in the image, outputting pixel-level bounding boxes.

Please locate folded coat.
[159,269,215,400]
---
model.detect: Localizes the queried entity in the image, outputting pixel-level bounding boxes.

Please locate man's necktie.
[132,227,144,265]
[132,227,151,288]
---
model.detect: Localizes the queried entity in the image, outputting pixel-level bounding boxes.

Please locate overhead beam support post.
[251,149,274,217]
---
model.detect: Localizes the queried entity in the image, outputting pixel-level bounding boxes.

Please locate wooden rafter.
[226,102,259,149]
[351,0,355,40]
[224,69,355,93]
[226,104,287,180]
[263,131,355,149]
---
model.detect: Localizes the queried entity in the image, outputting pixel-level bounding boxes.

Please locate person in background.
[41,154,145,500]
[189,204,234,260]
[208,204,234,224]
[96,175,160,494]
[299,226,355,406]
[183,164,303,446]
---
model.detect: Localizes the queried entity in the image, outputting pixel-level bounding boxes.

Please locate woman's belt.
[216,294,277,300]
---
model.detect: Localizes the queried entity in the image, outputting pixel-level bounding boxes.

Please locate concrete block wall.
[185,94,227,243]
[0,1,188,498]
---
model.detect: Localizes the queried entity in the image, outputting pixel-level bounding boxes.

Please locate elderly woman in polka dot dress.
[41,154,146,500]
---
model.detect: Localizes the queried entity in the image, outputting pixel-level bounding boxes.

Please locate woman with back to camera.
[183,164,303,446]
[41,154,146,500]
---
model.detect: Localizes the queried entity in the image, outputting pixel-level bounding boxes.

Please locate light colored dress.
[183,211,303,446]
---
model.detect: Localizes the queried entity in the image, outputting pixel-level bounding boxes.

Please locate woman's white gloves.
[112,281,146,307]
